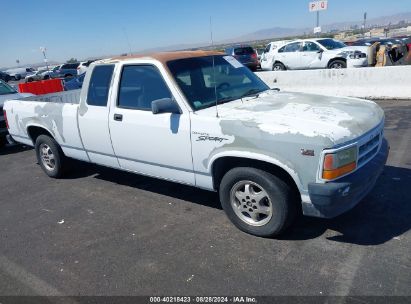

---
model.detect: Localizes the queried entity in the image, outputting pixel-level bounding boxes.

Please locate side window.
[278,46,286,53]
[284,42,302,52]
[86,65,114,107]
[118,65,172,111]
[302,42,321,52]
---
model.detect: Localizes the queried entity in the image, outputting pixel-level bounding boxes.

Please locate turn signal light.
[322,162,356,180]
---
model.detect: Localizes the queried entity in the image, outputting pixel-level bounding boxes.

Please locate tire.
[14,75,21,81]
[43,75,50,80]
[272,62,286,71]
[328,60,346,69]
[35,135,67,178]
[27,78,33,82]
[219,167,297,237]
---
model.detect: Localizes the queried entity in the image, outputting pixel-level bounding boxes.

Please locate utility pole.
[316,11,320,37]
[363,12,367,38]
[40,47,49,71]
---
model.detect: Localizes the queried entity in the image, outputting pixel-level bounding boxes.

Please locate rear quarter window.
[86,65,115,107]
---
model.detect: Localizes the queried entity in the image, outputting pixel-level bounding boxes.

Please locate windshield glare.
[0,81,17,95]
[317,39,346,50]
[167,55,269,111]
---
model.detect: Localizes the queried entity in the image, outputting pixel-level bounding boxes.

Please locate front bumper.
[347,57,368,68]
[303,138,389,218]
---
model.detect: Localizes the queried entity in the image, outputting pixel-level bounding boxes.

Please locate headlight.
[349,52,366,59]
[322,146,357,180]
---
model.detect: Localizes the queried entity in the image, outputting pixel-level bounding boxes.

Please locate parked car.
[24,69,54,82]
[64,73,85,90]
[349,37,406,47]
[4,51,388,237]
[77,60,97,75]
[5,67,36,80]
[0,80,33,147]
[261,38,368,71]
[225,45,259,71]
[0,71,12,82]
[52,63,80,78]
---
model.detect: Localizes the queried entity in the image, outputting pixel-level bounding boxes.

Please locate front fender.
[207,150,304,191]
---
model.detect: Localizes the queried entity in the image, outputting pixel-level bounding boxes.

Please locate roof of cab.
[105,50,224,65]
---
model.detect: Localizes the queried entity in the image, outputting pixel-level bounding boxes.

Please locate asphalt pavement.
[0,100,410,297]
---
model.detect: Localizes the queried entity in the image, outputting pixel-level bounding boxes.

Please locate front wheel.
[219,167,297,237]
[328,60,347,69]
[35,135,68,178]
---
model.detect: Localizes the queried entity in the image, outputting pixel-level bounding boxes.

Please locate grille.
[358,132,381,166]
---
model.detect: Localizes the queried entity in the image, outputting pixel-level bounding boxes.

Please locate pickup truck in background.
[3,51,389,237]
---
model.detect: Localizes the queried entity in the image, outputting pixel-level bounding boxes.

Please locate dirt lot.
[0,100,410,297]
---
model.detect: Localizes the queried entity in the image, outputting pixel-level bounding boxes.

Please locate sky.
[2,0,411,68]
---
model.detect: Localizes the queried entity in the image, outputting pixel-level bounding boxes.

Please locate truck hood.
[197,90,384,147]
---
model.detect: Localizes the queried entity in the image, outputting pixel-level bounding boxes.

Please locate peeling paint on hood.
[196,90,384,146]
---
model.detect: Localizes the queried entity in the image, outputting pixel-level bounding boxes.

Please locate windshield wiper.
[240,88,264,100]
[217,97,236,105]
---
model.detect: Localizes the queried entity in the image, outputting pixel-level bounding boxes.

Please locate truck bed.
[19,89,81,104]
[4,90,85,160]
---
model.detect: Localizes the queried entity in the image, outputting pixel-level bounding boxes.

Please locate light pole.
[40,47,49,71]
[363,12,367,38]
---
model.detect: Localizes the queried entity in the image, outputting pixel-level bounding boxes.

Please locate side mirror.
[152,98,181,115]
[317,49,324,53]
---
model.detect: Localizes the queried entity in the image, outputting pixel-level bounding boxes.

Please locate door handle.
[114,114,123,121]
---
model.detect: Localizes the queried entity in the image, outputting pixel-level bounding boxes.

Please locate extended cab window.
[118,65,172,110]
[86,65,114,106]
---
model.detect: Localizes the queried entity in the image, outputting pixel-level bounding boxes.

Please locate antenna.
[122,27,132,56]
[210,16,219,118]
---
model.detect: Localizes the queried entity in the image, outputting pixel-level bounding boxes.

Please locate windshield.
[317,39,347,50]
[167,55,269,111]
[0,81,17,95]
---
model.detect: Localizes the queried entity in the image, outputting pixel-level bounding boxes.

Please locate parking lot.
[0,99,410,297]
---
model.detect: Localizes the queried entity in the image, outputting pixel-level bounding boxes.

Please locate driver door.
[300,41,324,69]
[108,63,195,185]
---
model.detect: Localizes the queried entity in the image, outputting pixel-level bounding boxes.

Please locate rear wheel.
[27,78,33,82]
[328,60,346,69]
[219,167,297,237]
[272,62,286,71]
[35,135,68,178]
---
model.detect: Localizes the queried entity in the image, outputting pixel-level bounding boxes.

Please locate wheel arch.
[27,125,55,145]
[273,60,287,70]
[210,154,302,197]
[327,57,347,68]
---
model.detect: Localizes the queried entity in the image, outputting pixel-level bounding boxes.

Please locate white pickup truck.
[3,51,389,237]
